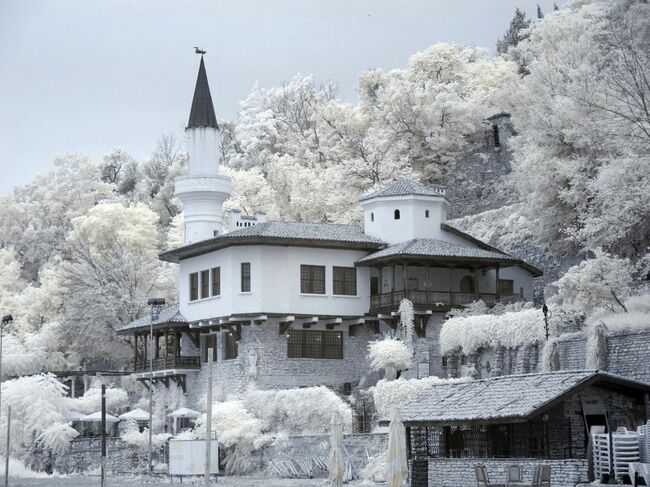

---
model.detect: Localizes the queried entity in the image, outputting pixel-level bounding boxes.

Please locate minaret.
[175,56,232,245]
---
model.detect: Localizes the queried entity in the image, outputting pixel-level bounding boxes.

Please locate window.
[287,330,343,359]
[241,263,251,292]
[189,272,199,301]
[459,275,475,293]
[300,265,325,294]
[333,266,357,296]
[211,267,221,296]
[425,209,430,218]
[200,270,210,299]
[202,335,217,363]
[394,209,400,220]
[493,124,500,147]
[498,279,514,295]
[370,212,374,222]
[441,356,448,367]
[223,332,238,360]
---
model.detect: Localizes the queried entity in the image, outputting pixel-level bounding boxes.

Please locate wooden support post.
[474,268,480,301]
[425,264,430,304]
[101,385,106,487]
[402,262,408,296]
[495,265,501,303]
[205,348,214,487]
[391,264,396,306]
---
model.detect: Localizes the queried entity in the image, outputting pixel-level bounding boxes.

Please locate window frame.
[200,269,210,299]
[189,272,199,301]
[241,262,251,293]
[211,266,221,296]
[333,266,357,296]
[498,279,514,295]
[300,264,326,295]
[394,209,401,220]
[287,329,343,359]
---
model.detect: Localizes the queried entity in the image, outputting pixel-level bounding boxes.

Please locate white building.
[118,57,542,402]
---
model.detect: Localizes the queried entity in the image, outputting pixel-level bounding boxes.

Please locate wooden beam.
[326,318,342,330]
[227,324,241,341]
[159,376,169,388]
[136,378,151,391]
[343,318,365,326]
[299,317,319,329]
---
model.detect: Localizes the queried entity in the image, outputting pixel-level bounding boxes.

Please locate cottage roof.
[187,57,218,129]
[160,221,386,263]
[116,304,187,335]
[396,370,650,426]
[360,179,446,202]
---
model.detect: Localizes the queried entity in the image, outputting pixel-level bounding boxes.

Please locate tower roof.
[359,179,446,202]
[187,57,219,129]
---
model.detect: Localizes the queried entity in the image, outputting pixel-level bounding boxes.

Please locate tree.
[54,203,176,364]
[497,8,532,55]
[551,250,633,314]
[508,1,650,258]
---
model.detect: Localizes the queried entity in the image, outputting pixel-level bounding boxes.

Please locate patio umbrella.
[167,407,201,419]
[328,410,345,487]
[385,408,408,487]
[118,408,150,422]
[64,410,88,422]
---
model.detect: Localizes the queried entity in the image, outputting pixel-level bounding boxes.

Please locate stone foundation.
[413,458,589,487]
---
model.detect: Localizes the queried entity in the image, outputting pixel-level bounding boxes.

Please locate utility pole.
[205,347,214,487]
[4,406,10,487]
[146,298,165,475]
[101,384,106,487]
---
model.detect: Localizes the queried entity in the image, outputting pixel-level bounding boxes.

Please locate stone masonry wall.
[421,458,589,487]
[607,329,650,383]
[187,319,378,405]
[29,438,150,474]
[557,337,587,371]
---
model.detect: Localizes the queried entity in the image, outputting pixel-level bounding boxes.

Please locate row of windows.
[300,265,357,296]
[190,263,251,301]
[370,208,431,222]
[200,332,238,363]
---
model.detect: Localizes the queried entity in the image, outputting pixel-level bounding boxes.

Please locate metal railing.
[134,355,201,373]
[369,290,520,311]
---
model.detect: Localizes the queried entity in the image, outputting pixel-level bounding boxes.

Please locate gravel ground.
[7,476,369,486]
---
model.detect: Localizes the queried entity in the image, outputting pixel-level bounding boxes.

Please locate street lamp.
[0,315,13,415]
[146,298,165,475]
[542,304,552,340]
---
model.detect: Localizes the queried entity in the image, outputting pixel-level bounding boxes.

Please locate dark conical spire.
[187,56,219,129]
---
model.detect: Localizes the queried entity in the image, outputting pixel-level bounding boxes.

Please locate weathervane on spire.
[194,46,206,55]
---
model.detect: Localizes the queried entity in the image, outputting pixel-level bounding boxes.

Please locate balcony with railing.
[369,289,521,313]
[134,355,201,373]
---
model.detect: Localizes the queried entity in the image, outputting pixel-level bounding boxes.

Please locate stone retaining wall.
[607,329,650,383]
[417,458,589,487]
[29,437,153,474]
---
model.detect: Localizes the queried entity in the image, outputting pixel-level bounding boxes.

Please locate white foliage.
[68,383,129,414]
[368,339,412,372]
[120,420,170,453]
[440,308,552,355]
[36,423,79,455]
[586,293,650,334]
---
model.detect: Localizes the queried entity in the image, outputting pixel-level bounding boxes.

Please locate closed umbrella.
[328,410,345,487]
[385,408,408,487]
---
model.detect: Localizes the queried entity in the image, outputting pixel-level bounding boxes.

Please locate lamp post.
[0,315,14,415]
[542,304,552,340]
[146,298,165,475]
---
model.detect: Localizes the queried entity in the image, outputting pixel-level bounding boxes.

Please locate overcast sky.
[0,0,559,194]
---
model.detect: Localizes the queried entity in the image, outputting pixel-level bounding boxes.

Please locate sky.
[0,0,559,194]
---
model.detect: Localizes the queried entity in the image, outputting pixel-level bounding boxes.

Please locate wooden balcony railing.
[134,355,201,373]
[369,290,520,312]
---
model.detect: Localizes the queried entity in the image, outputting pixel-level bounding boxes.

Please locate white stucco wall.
[361,195,449,244]
[178,245,371,322]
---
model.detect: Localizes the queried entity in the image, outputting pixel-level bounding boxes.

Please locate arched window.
[460,275,475,293]
[425,209,430,218]
[394,209,400,220]
[493,124,500,147]
[370,212,374,222]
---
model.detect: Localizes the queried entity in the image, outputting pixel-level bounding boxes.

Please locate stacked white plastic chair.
[592,432,611,481]
[612,427,640,481]
[638,421,650,463]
